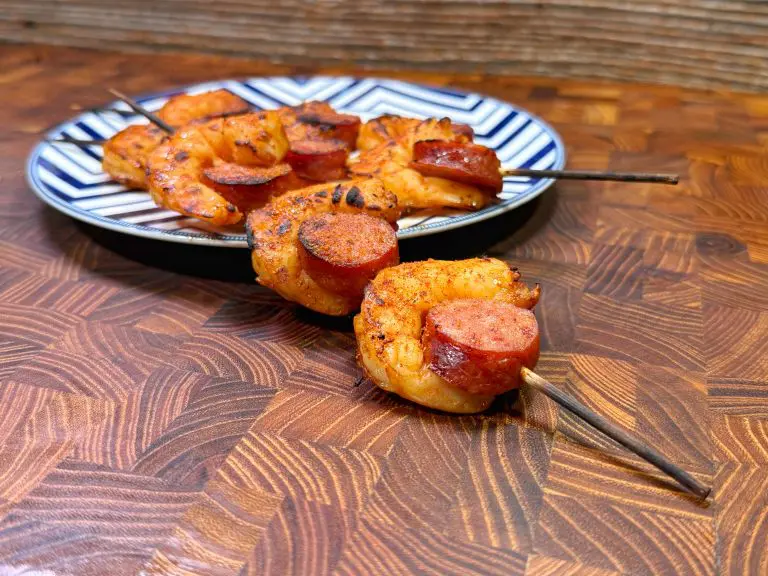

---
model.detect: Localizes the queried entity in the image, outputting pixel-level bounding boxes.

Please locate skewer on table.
[520,367,710,499]
[501,168,679,185]
[107,88,175,134]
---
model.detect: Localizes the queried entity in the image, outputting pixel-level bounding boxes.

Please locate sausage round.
[285,140,349,182]
[293,105,361,150]
[298,213,399,298]
[423,298,539,396]
[203,162,303,212]
[410,140,503,193]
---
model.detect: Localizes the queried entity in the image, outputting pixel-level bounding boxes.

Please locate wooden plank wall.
[2,1,768,92]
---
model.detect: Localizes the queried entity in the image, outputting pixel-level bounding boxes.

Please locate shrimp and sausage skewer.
[246,178,400,316]
[102,89,251,190]
[348,117,495,211]
[354,258,710,498]
[353,116,678,210]
[354,258,540,413]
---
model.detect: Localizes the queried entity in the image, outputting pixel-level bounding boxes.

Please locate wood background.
[3,1,768,92]
[3,43,768,574]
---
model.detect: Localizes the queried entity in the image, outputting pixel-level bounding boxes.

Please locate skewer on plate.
[47,90,173,147]
[43,92,701,497]
[107,88,175,134]
[410,140,679,190]
[46,135,105,146]
[49,94,680,187]
[501,167,678,185]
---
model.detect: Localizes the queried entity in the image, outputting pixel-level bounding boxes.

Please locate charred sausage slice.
[410,140,502,193]
[298,213,399,298]
[423,298,539,395]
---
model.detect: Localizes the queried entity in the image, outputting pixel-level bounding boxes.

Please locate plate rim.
[26,75,566,248]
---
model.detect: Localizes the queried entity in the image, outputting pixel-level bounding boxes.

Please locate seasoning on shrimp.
[146,111,290,225]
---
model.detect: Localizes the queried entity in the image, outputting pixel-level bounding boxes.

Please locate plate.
[26,77,566,247]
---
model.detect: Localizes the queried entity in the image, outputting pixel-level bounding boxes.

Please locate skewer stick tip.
[520,367,711,500]
[107,88,175,134]
[500,167,679,186]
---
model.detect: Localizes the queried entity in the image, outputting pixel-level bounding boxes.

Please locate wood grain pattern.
[525,554,621,576]
[712,414,768,465]
[1,43,768,573]
[447,420,552,552]
[0,461,199,576]
[714,463,768,576]
[5,1,768,93]
[244,496,348,576]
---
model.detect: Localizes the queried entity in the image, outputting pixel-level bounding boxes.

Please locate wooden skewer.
[520,367,710,500]
[101,107,136,116]
[107,88,175,134]
[46,136,105,146]
[501,168,679,185]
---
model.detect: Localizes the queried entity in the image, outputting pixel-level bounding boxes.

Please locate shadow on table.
[74,187,558,283]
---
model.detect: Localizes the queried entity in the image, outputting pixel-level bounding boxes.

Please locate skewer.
[410,140,679,188]
[501,168,679,185]
[107,88,175,134]
[46,136,105,146]
[520,367,710,499]
[46,90,179,149]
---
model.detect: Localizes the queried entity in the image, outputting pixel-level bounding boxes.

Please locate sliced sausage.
[295,107,361,150]
[279,102,361,150]
[285,140,349,182]
[423,299,539,396]
[203,162,303,212]
[204,162,292,186]
[298,213,399,298]
[410,140,503,193]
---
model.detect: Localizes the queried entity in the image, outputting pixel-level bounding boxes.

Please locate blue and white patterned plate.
[27,77,565,247]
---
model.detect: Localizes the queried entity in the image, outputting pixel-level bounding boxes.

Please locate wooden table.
[1,44,767,575]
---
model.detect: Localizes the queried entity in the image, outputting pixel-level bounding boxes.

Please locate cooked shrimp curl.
[356,114,473,152]
[155,89,250,126]
[147,111,289,225]
[102,89,251,190]
[354,258,540,414]
[246,178,400,316]
[102,124,166,190]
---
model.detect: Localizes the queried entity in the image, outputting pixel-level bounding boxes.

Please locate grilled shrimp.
[156,89,250,126]
[102,89,251,190]
[348,117,492,210]
[147,111,290,225]
[354,258,540,413]
[356,114,472,152]
[246,178,400,316]
[102,124,166,189]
